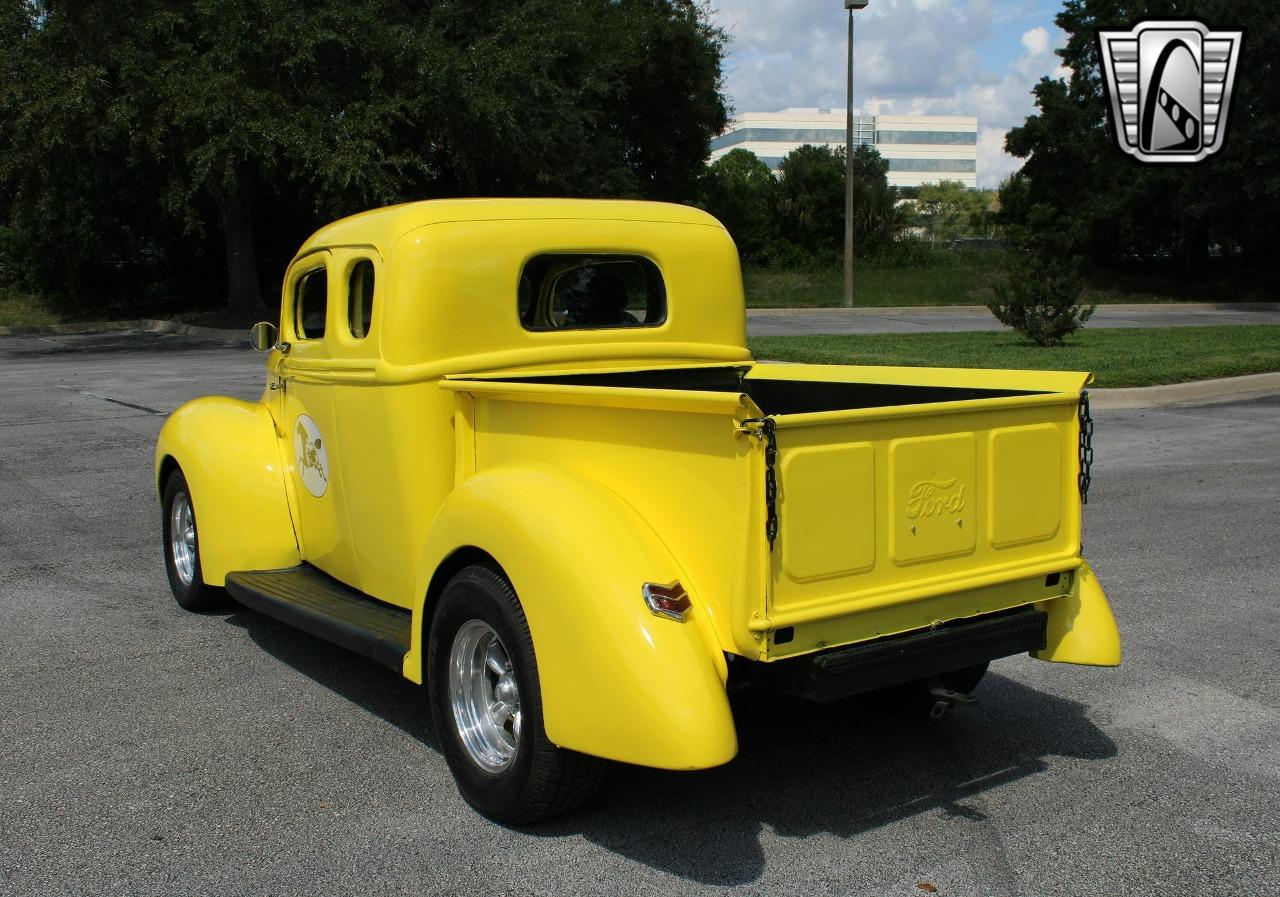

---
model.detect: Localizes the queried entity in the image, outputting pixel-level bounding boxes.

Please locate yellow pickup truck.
[154,198,1120,823]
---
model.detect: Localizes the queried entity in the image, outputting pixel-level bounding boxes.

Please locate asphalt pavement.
[746,302,1280,335]
[2,330,1278,896]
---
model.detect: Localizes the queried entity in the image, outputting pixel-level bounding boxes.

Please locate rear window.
[519,255,666,331]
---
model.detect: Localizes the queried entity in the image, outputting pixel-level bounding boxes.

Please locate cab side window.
[348,260,375,339]
[295,267,328,339]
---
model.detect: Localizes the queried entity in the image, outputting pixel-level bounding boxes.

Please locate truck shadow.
[229,609,1116,888]
[551,680,1117,885]
[225,609,441,750]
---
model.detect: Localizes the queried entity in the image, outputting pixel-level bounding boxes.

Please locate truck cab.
[155,199,1119,823]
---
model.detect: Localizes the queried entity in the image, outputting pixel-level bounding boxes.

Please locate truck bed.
[506,364,1044,412]
[443,362,1090,661]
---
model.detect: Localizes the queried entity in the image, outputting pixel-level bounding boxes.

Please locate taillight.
[642,581,691,621]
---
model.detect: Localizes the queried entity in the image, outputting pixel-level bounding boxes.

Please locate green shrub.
[861,236,941,269]
[759,239,838,271]
[987,250,1095,347]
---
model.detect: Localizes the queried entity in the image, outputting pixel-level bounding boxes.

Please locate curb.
[1090,372,1280,410]
[6,303,1274,331]
[746,301,1280,317]
[4,319,1277,409]
[0,318,246,341]
[0,320,140,336]
[137,318,245,341]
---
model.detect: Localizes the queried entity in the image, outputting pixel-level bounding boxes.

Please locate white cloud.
[977,126,1022,186]
[710,0,1069,187]
[1021,26,1050,57]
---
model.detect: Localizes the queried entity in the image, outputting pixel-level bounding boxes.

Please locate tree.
[0,2,161,302]
[1001,1,1280,271]
[773,143,900,263]
[968,189,999,240]
[0,0,729,315]
[914,180,991,244]
[697,149,776,261]
[774,144,846,261]
[845,143,902,254]
[987,249,1094,346]
[988,166,1095,345]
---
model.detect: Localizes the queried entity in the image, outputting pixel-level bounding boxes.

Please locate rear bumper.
[753,605,1048,703]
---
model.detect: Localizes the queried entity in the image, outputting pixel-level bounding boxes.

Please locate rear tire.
[427,564,603,824]
[161,468,227,612]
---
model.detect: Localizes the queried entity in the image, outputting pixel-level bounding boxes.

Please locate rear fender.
[1033,561,1122,666]
[408,464,736,770]
[154,397,300,585]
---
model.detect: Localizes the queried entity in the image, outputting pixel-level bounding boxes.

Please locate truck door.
[275,250,362,590]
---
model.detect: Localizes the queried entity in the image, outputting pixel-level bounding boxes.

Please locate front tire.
[427,564,603,824]
[161,468,227,612]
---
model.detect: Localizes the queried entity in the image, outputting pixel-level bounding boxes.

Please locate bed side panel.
[469,393,765,657]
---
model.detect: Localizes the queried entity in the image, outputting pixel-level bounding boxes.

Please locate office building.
[709,108,978,187]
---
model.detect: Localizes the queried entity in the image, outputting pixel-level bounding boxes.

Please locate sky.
[707,0,1071,188]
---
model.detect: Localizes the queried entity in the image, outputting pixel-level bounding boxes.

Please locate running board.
[225,566,411,672]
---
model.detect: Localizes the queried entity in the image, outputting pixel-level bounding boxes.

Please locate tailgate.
[748,364,1090,657]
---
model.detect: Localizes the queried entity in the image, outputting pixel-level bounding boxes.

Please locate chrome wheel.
[449,620,522,773]
[169,491,196,586]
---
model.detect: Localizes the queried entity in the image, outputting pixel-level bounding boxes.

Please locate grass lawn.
[0,288,62,328]
[5,251,1274,324]
[743,263,998,308]
[748,325,1280,388]
[743,256,1280,308]
[0,287,252,330]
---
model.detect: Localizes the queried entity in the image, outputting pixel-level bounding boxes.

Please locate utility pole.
[843,0,869,308]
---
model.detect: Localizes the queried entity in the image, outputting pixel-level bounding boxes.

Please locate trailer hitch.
[927,678,978,719]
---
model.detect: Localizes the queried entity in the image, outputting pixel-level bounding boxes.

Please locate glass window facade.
[710,116,980,180]
[710,123,875,151]
[758,156,974,176]
[712,125,976,151]
[886,158,977,172]
[876,130,978,145]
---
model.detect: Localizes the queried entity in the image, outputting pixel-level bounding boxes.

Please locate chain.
[1078,390,1094,505]
[740,417,780,551]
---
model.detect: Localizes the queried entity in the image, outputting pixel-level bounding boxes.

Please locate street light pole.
[843,0,868,308]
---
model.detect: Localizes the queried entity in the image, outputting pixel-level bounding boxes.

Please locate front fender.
[409,464,736,770]
[154,397,300,585]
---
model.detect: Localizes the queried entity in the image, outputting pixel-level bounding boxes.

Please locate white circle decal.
[293,414,329,498]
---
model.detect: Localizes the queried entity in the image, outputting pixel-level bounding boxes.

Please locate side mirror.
[249,321,278,352]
